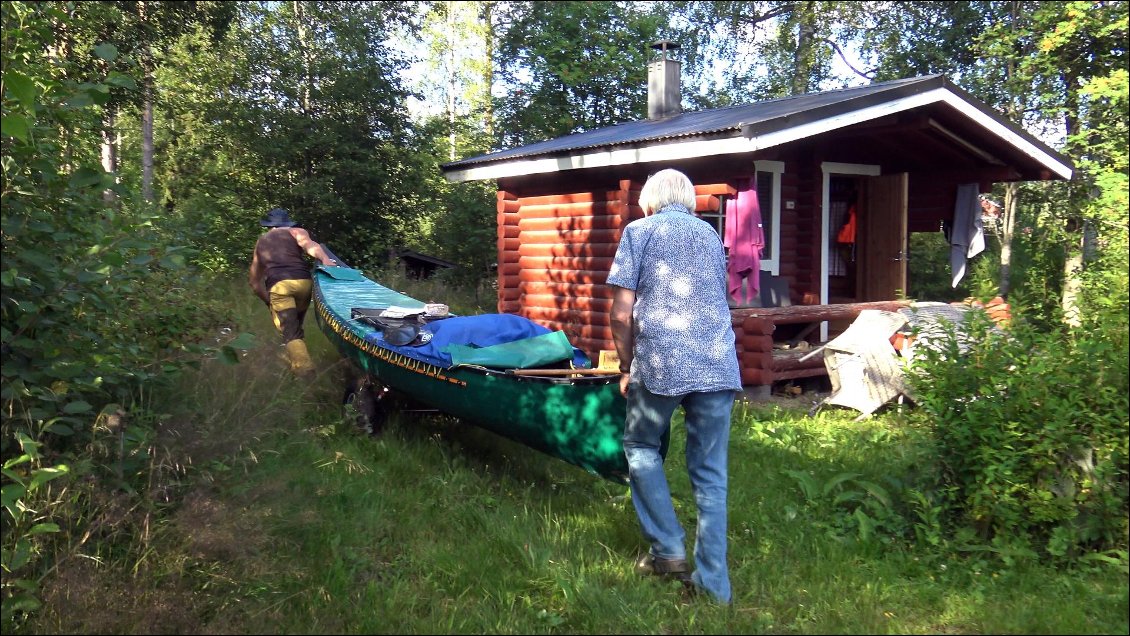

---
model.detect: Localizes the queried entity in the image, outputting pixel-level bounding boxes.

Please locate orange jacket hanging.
[837,204,857,244]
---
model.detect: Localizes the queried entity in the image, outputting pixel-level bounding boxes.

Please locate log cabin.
[439,44,1073,397]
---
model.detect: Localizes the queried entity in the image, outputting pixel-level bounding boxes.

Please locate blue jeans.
[623,383,736,603]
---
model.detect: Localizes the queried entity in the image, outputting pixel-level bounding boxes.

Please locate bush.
[906,304,1129,561]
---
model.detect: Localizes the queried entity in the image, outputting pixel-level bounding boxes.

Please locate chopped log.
[771,367,828,382]
[771,347,827,372]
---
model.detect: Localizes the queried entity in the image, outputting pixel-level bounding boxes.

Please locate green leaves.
[219,332,258,365]
[0,113,30,141]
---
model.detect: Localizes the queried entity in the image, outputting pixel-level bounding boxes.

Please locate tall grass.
[14,278,1129,635]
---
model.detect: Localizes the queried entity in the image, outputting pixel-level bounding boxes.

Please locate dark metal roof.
[440,74,1072,174]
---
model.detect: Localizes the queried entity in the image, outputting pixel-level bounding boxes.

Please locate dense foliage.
[907,305,1129,560]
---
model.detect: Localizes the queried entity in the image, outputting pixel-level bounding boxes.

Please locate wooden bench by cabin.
[730,300,912,397]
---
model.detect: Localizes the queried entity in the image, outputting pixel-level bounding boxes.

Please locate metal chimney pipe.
[648,40,681,119]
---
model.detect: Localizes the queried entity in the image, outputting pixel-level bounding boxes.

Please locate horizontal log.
[519,243,620,258]
[741,316,775,336]
[518,214,624,232]
[533,319,613,341]
[500,224,520,239]
[497,200,521,214]
[522,307,610,327]
[518,269,609,285]
[498,211,519,225]
[501,250,520,264]
[519,281,614,299]
[518,191,622,206]
[695,183,737,196]
[741,334,774,352]
[741,351,773,370]
[519,256,615,271]
[499,262,520,276]
[500,286,521,301]
[499,300,521,314]
[521,294,612,313]
[519,228,621,245]
[694,194,721,212]
[497,190,518,202]
[730,301,909,325]
[517,198,623,219]
[741,367,774,385]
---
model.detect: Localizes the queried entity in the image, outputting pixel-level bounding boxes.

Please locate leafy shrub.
[2,3,231,622]
[906,304,1129,561]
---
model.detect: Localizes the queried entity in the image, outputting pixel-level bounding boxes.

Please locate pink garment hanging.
[724,177,764,305]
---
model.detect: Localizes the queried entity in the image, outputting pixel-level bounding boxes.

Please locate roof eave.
[443,79,1073,183]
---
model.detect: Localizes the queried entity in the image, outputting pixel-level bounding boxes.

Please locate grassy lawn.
[19,282,1129,634]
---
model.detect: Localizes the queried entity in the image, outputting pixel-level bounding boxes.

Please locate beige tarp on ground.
[821,309,909,417]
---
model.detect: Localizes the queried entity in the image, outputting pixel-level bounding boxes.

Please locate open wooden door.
[858,172,908,301]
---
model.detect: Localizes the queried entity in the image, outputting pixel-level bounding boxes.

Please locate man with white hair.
[607,168,741,604]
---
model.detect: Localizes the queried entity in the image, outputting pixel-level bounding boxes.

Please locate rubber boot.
[285,339,316,376]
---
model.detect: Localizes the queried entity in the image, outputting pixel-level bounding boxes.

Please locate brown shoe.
[635,553,691,582]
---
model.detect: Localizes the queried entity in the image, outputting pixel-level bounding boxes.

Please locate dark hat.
[260,208,297,227]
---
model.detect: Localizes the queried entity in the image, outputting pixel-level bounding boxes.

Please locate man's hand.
[619,372,630,397]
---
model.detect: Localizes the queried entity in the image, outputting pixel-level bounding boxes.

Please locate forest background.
[2,1,1127,632]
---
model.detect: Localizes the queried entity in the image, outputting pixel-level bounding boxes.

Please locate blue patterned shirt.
[607,204,741,396]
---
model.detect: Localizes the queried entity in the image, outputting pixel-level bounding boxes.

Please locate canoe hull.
[313,273,632,482]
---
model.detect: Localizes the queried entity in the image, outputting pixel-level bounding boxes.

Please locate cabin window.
[712,160,783,275]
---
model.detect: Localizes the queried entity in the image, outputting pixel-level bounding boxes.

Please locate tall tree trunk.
[294,0,315,207]
[141,96,154,203]
[1060,69,1083,325]
[447,2,457,161]
[999,181,1018,296]
[997,0,1021,297]
[791,1,816,96]
[481,1,494,144]
[138,1,155,204]
[101,110,118,204]
[1062,232,1084,326]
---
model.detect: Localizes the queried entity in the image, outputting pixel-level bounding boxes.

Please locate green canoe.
[312,265,646,483]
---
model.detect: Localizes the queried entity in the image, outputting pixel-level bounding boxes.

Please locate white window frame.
[754,160,784,276]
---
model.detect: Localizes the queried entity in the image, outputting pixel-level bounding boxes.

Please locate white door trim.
[819,162,881,341]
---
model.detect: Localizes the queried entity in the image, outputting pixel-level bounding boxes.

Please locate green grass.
[15,279,1129,634]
